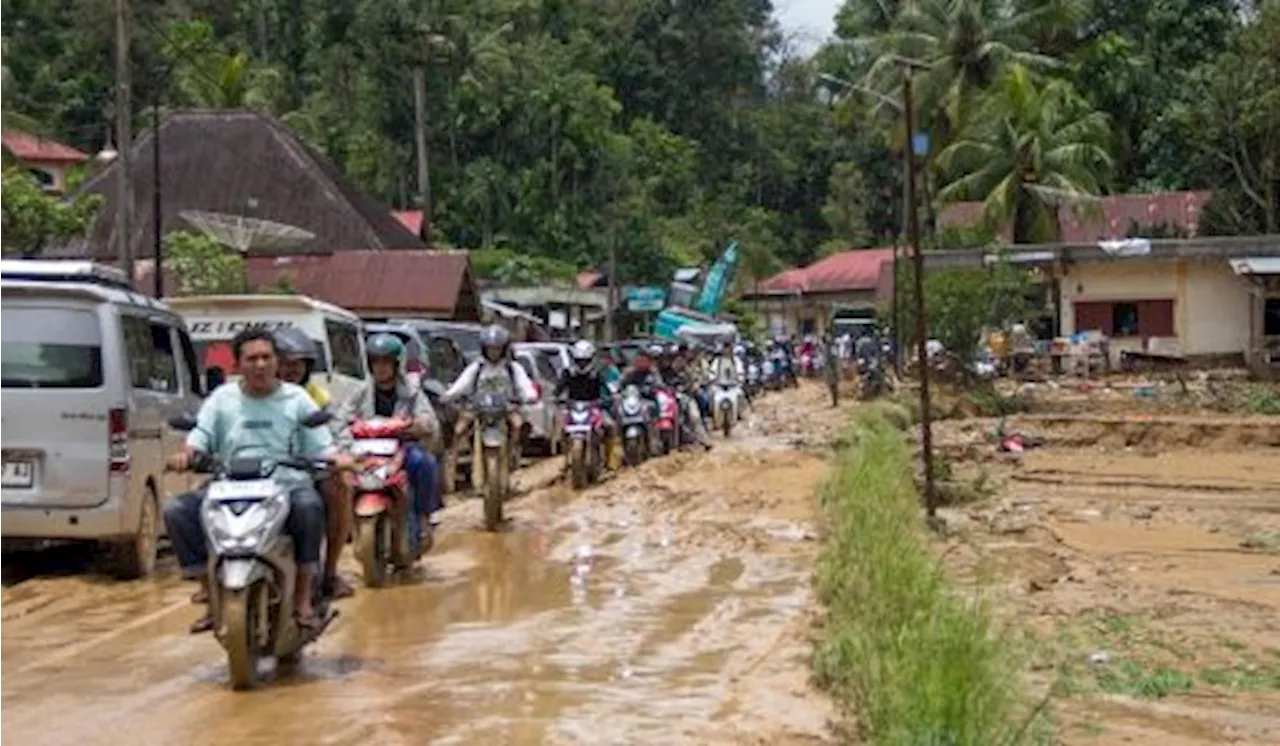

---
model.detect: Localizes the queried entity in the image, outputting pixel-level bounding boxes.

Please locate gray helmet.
[366,332,405,362]
[275,327,319,363]
[479,325,510,360]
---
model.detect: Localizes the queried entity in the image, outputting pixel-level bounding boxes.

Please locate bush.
[813,406,1041,745]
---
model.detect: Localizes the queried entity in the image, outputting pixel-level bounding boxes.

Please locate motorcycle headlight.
[203,490,287,550]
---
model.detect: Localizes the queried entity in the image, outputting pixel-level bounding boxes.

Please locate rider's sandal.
[324,575,356,600]
[295,610,323,632]
[189,614,214,634]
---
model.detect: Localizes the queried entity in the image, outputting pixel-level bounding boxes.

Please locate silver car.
[512,348,561,455]
[1,260,206,578]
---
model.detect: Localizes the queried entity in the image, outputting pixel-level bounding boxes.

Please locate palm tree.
[935,64,1112,244]
[854,0,1058,142]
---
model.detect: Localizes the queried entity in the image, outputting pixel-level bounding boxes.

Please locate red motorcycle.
[349,417,423,587]
[652,386,680,455]
[564,400,605,489]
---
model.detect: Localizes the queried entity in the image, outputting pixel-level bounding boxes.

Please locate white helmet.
[569,339,596,375]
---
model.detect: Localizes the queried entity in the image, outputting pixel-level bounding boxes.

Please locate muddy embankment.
[2,385,851,746]
[933,403,1280,745]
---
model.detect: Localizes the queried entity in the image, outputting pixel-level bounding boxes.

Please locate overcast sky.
[774,0,843,54]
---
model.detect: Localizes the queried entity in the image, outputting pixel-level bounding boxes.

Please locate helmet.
[569,339,596,375]
[479,325,511,362]
[647,343,666,359]
[366,333,405,362]
[276,327,319,363]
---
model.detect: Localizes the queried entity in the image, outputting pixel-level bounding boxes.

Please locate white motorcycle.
[168,410,338,691]
[710,373,743,437]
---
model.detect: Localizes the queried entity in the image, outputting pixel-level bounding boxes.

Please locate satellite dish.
[179,210,315,254]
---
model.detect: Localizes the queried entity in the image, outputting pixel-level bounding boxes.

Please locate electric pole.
[903,69,937,517]
[115,0,134,284]
[413,66,432,245]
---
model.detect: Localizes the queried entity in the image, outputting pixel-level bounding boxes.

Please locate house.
[924,235,1280,373]
[2,128,89,194]
[939,190,1212,242]
[391,209,428,241]
[56,109,479,320]
[743,248,897,337]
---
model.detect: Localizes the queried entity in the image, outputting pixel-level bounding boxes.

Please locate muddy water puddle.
[2,387,842,746]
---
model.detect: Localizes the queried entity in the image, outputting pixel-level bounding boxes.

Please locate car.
[514,341,571,376]
[389,319,485,365]
[512,347,561,455]
[1,260,210,578]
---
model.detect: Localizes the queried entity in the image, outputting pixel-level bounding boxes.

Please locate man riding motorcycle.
[555,339,622,469]
[663,345,714,451]
[276,327,356,599]
[162,328,347,634]
[337,333,443,547]
[710,341,743,383]
[442,325,539,461]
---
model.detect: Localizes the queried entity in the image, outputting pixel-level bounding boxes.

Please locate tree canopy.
[2,0,1276,283]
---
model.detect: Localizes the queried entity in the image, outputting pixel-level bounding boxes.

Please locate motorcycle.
[564,399,605,489]
[470,391,513,530]
[710,375,742,437]
[745,361,762,400]
[617,384,651,467]
[859,357,887,400]
[349,417,423,588]
[652,385,680,455]
[167,410,337,691]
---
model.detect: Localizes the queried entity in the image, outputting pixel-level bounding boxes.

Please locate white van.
[1,260,207,578]
[165,294,369,406]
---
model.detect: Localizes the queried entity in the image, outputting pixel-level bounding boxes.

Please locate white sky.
[774,0,843,55]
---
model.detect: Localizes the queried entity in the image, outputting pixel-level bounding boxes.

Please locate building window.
[1074,299,1174,338]
[1265,298,1280,337]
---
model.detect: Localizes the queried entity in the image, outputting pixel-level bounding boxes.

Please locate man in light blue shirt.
[164,328,343,634]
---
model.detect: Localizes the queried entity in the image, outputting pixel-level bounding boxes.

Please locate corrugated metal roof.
[2,128,89,162]
[245,250,473,315]
[759,248,895,294]
[938,191,1213,242]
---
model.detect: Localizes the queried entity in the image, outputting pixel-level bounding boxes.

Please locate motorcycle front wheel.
[222,583,265,691]
[355,513,390,588]
[483,448,504,531]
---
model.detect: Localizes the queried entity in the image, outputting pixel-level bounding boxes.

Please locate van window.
[194,335,329,378]
[177,329,203,395]
[325,319,366,379]
[121,316,178,392]
[1,306,104,389]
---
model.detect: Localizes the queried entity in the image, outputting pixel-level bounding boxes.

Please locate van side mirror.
[168,414,199,432]
[205,367,226,392]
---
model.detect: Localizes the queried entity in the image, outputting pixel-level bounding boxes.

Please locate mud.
[934,393,1280,745]
[2,385,849,746]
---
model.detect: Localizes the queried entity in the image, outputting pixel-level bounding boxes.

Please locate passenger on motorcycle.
[338,333,443,545]
[664,345,714,451]
[555,340,621,468]
[276,328,357,599]
[163,328,348,634]
[442,324,538,459]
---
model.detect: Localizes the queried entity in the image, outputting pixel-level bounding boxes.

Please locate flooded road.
[2,385,848,746]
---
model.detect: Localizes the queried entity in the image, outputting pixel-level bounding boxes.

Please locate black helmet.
[276,327,319,363]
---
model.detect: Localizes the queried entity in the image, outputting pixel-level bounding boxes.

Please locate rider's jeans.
[403,443,441,516]
[163,482,326,579]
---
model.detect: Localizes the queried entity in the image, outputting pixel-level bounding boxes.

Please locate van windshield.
[1,307,104,388]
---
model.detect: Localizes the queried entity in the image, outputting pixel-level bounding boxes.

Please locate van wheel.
[107,487,159,580]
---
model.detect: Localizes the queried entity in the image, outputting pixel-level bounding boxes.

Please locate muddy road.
[2,386,847,746]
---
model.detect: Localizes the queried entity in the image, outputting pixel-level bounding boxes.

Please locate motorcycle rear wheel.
[355,513,390,588]
[569,439,588,489]
[223,584,264,691]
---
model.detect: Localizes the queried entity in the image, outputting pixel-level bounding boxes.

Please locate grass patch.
[813,405,1043,745]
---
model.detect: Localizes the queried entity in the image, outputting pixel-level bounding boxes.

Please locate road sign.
[625,286,666,312]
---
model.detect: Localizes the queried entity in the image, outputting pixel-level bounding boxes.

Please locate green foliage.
[468,246,577,285]
[164,231,249,296]
[814,404,1041,744]
[895,257,1031,364]
[0,168,103,257]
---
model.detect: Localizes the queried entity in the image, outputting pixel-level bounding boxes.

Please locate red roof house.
[2,128,90,194]
[938,191,1212,243]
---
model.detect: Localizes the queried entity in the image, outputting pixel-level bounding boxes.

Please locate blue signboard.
[625,286,666,312]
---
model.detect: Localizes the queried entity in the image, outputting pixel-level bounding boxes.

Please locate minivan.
[1,260,208,578]
[166,294,370,407]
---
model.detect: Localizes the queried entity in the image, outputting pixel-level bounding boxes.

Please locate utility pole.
[903,69,937,516]
[413,66,432,245]
[115,0,134,284]
[151,96,162,298]
[606,224,618,343]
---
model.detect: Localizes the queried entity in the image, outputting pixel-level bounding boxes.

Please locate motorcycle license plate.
[481,426,504,447]
[565,424,592,434]
[208,479,275,500]
[352,438,399,457]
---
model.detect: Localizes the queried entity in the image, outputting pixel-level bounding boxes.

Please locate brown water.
[2,385,850,746]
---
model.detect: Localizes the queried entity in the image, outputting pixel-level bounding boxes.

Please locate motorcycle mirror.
[168,413,199,432]
[301,408,334,428]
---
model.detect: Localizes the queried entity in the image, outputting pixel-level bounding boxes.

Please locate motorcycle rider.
[555,339,621,469]
[710,340,743,383]
[666,344,714,451]
[442,324,539,461]
[621,344,667,391]
[823,332,841,406]
[276,327,356,599]
[337,333,443,550]
[162,328,346,634]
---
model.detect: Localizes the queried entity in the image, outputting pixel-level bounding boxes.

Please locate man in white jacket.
[441,325,539,461]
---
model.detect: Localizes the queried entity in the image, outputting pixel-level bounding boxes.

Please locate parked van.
[1,260,208,578]
[166,294,369,406]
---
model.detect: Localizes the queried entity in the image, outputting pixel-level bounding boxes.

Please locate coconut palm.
[935,64,1113,244]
